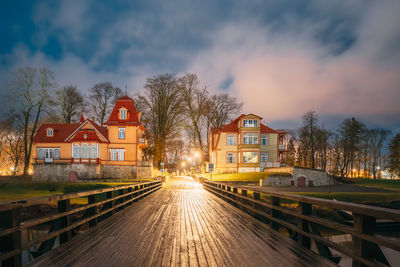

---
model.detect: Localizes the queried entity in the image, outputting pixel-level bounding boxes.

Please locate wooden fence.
[0,180,161,266]
[204,180,400,267]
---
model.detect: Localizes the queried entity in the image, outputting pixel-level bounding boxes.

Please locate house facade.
[209,114,287,173]
[33,96,149,181]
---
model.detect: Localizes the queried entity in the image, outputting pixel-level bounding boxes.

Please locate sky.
[0,0,399,132]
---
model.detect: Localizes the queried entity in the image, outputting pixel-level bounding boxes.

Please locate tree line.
[0,67,242,175]
[1,66,399,178]
[286,111,400,179]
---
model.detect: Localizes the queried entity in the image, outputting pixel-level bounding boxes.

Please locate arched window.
[90,145,97,158]
[81,144,89,158]
[73,145,80,158]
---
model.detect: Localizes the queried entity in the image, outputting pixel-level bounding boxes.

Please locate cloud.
[186,1,400,128]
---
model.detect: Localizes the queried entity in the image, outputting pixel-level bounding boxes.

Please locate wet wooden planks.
[30,188,336,267]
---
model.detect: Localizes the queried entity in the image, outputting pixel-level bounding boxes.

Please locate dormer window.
[47,128,53,137]
[120,109,127,120]
[243,119,258,128]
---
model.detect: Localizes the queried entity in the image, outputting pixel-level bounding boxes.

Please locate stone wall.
[33,163,99,182]
[100,165,136,179]
[260,176,292,186]
[137,166,153,179]
[32,164,149,181]
[292,167,337,187]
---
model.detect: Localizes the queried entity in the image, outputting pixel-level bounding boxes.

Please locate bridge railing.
[0,180,162,266]
[203,180,400,267]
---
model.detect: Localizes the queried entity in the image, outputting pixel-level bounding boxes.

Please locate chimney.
[137,111,142,122]
[80,114,85,123]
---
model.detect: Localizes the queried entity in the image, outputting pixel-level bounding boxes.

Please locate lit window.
[243,120,258,128]
[243,133,258,144]
[227,153,235,163]
[90,145,97,158]
[227,135,236,145]
[119,128,125,139]
[120,109,127,120]
[38,148,44,159]
[47,128,53,136]
[261,153,268,162]
[73,145,80,158]
[261,135,269,146]
[110,149,125,161]
[243,152,258,163]
[81,144,89,158]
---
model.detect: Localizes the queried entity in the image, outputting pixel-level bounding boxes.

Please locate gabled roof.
[69,130,104,142]
[65,119,108,142]
[104,96,140,125]
[260,124,278,134]
[34,124,79,143]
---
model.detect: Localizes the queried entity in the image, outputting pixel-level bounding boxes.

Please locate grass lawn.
[292,192,400,204]
[352,178,400,191]
[202,172,292,182]
[0,180,153,203]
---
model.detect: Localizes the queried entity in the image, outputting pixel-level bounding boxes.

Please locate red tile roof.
[70,130,103,142]
[34,124,79,143]
[104,96,140,126]
[260,124,278,134]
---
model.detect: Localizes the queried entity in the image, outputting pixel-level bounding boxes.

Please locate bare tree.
[369,129,390,179]
[337,117,365,177]
[206,94,243,129]
[136,74,185,166]
[57,85,85,123]
[178,74,209,153]
[4,124,24,175]
[88,82,122,126]
[388,132,400,178]
[11,67,56,175]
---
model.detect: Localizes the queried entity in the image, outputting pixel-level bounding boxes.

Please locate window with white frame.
[118,128,125,139]
[120,109,127,120]
[47,128,53,136]
[90,145,97,158]
[73,145,80,158]
[81,144,89,158]
[242,152,258,163]
[261,135,269,146]
[227,152,235,163]
[110,149,125,161]
[243,119,258,128]
[227,135,236,145]
[38,148,60,160]
[243,133,258,144]
[260,152,268,162]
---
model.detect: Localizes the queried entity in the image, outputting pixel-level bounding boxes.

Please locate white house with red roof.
[32,96,148,180]
[209,114,287,173]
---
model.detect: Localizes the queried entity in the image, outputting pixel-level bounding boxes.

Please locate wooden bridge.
[1,176,399,266]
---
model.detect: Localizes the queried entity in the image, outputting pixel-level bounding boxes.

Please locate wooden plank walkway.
[30,177,336,266]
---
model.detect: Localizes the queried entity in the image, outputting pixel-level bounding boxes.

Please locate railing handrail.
[0,180,159,212]
[204,180,400,222]
[203,180,400,266]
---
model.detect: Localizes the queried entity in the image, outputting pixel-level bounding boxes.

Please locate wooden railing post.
[271,196,280,231]
[352,214,376,267]
[88,194,99,227]
[0,209,22,267]
[298,202,311,249]
[233,187,238,194]
[242,189,247,196]
[58,199,71,244]
[106,191,114,216]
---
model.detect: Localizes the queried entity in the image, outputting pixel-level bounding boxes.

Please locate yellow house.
[209,114,287,173]
[33,96,148,180]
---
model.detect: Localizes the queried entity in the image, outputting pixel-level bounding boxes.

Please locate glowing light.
[181,162,186,167]
[194,152,200,158]
[377,166,381,170]
[28,169,33,175]
[187,157,192,162]
[353,168,356,172]
[10,167,15,171]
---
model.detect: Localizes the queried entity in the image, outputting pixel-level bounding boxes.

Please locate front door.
[297,176,306,187]
[45,149,53,163]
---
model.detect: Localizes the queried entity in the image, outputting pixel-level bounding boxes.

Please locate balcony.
[278,144,288,150]
[138,137,148,148]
